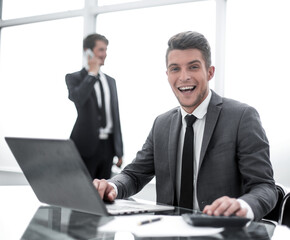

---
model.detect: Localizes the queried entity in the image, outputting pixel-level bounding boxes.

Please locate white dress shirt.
[84,58,113,139]
[176,90,211,210]
[94,71,113,139]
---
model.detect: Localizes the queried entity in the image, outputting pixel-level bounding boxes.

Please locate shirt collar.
[82,66,104,80]
[180,90,212,120]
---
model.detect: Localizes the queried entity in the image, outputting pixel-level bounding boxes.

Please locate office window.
[97,1,216,164]
[2,0,83,20]
[225,0,290,185]
[0,17,83,168]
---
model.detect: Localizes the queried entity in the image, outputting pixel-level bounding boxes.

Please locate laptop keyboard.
[105,199,174,215]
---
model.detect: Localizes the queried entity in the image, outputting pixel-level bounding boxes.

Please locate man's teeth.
[179,86,195,91]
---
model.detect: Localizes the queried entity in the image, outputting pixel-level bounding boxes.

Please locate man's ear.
[208,66,215,81]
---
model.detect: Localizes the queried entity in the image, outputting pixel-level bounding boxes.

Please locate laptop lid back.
[5,137,109,216]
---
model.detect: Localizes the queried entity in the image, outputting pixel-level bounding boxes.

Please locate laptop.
[4,137,174,216]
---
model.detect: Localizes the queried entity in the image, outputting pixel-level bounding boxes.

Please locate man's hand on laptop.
[93,179,117,202]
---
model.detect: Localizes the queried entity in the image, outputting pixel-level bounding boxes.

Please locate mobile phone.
[85,49,94,58]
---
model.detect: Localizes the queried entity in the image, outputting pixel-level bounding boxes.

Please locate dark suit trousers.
[83,134,115,180]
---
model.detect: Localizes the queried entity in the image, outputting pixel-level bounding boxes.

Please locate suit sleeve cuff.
[108,182,118,197]
[237,199,254,219]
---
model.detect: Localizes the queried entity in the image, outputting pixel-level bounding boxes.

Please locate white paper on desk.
[98,214,224,237]
[272,225,290,240]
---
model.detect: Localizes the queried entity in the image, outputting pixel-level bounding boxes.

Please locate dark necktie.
[97,74,106,128]
[179,114,197,209]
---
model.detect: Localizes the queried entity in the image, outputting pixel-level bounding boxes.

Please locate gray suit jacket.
[111,90,277,221]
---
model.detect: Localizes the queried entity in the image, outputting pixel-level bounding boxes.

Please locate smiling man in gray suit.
[93,31,277,221]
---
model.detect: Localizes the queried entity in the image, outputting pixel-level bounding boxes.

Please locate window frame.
[0,0,226,95]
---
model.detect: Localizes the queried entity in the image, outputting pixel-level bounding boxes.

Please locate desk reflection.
[21,206,274,240]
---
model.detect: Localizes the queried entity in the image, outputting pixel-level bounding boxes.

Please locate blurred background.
[0,0,289,190]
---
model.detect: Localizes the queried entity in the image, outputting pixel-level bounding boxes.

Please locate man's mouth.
[178,86,196,92]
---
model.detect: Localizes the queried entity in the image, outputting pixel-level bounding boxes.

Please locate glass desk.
[1,186,288,240]
[20,205,276,240]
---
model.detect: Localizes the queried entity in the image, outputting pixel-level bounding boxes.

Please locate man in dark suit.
[65,33,123,180]
[93,31,277,221]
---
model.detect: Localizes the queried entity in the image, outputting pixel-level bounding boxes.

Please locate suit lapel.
[82,68,101,112]
[199,91,223,168]
[168,108,182,196]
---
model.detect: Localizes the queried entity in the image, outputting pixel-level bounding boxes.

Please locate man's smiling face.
[166,48,215,113]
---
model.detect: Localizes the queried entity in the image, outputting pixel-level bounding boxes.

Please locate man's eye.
[190,65,198,70]
[170,67,179,72]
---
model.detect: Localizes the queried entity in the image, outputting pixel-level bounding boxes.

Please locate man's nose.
[179,69,190,81]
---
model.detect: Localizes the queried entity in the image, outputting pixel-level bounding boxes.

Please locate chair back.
[263,184,286,222]
[279,192,290,227]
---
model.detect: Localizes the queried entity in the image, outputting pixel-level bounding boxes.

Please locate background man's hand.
[93,179,117,202]
[116,157,123,168]
[88,56,102,75]
[203,196,248,217]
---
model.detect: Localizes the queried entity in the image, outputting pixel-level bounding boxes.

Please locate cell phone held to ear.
[85,49,94,59]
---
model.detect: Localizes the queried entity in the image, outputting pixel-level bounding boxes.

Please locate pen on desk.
[138,217,162,225]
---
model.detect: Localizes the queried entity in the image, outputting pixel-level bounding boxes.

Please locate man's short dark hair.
[83,33,109,51]
[166,31,212,68]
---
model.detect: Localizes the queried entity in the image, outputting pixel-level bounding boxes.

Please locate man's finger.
[223,199,241,216]
[235,208,248,218]
[203,197,224,215]
[93,179,100,192]
[105,188,117,202]
[93,179,107,199]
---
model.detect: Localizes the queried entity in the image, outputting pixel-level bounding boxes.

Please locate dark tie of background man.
[97,74,106,128]
[179,114,197,209]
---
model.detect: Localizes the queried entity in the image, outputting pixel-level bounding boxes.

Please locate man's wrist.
[237,199,254,219]
[108,182,118,197]
[88,71,98,77]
